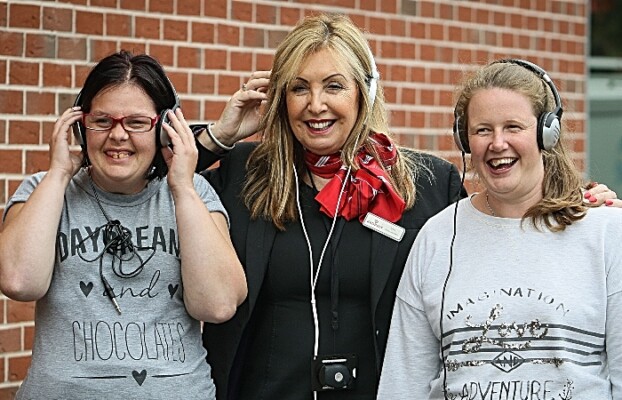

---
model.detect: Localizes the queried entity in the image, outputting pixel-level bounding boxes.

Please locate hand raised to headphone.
[49,106,84,180]
[212,70,271,145]
[160,108,199,195]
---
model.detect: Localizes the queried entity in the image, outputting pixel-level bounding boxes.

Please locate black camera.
[311,353,357,391]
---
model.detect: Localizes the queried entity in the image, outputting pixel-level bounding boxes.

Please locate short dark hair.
[77,50,176,179]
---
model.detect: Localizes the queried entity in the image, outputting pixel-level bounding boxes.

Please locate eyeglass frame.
[81,113,160,133]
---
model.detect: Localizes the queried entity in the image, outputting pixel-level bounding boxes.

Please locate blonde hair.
[243,13,419,229]
[454,61,588,231]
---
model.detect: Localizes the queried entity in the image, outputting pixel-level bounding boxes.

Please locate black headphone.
[72,76,180,149]
[452,59,564,153]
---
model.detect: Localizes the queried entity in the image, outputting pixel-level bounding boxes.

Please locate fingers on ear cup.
[538,112,561,151]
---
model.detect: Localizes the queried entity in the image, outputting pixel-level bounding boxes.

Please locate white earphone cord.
[293,164,352,399]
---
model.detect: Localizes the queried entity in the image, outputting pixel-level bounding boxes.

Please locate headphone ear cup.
[537,112,561,151]
[452,115,470,153]
[72,91,86,147]
[157,108,171,148]
[72,119,85,146]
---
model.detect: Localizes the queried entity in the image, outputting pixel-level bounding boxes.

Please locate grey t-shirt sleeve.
[192,173,230,227]
[3,171,47,221]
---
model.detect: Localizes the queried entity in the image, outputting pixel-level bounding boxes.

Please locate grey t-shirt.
[6,169,226,399]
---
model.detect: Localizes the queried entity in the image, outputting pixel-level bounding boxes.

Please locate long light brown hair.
[454,61,588,231]
[243,13,420,229]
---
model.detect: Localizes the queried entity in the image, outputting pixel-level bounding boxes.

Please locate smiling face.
[467,87,545,205]
[285,47,360,156]
[86,84,158,194]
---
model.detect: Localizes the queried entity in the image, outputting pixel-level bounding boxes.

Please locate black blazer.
[198,142,465,400]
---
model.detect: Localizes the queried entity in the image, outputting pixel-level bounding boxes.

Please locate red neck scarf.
[304,133,405,223]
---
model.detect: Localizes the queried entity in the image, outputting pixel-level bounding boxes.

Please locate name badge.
[362,212,405,242]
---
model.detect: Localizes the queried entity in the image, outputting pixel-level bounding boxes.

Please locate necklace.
[485,192,496,217]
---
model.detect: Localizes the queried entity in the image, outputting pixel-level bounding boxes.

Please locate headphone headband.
[493,59,563,120]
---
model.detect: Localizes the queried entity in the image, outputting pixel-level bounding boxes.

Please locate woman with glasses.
[0,50,247,399]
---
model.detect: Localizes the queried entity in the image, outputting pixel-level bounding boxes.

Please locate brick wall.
[0,0,588,397]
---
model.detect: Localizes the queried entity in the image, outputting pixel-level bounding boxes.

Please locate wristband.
[206,122,235,152]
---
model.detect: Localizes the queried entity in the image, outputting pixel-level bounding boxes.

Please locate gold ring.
[242,83,248,91]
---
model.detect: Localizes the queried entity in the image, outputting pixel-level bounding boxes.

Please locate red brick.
[0,354,5,381]
[106,13,131,37]
[163,19,188,41]
[191,21,215,44]
[120,41,147,55]
[0,386,20,400]
[0,327,21,352]
[120,0,146,11]
[267,29,287,49]
[24,325,35,350]
[9,60,39,86]
[0,150,24,174]
[420,1,435,18]
[90,39,117,62]
[42,6,72,32]
[8,355,31,381]
[177,0,201,16]
[0,32,23,57]
[58,37,87,60]
[280,7,302,26]
[0,91,23,114]
[190,73,215,95]
[430,23,444,40]
[76,65,92,86]
[0,120,6,144]
[150,0,174,14]
[231,1,253,22]
[255,4,276,25]
[136,17,160,39]
[42,63,72,88]
[205,49,227,70]
[255,53,273,71]
[92,0,117,6]
[7,301,35,323]
[42,121,56,146]
[25,33,55,59]
[181,99,200,120]
[368,17,386,35]
[149,44,174,66]
[177,47,201,69]
[217,24,240,46]
[243,27,265,48]
[230,51,252,72]
[218,74,241,96]
[9,4,40,29]
[167,72,187,93]
[9,120,40,145]
[26,150,51,174]
[76,11,104,35]
[0,2,6,27]
[8,180,23,202]
[204,0,226,18]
